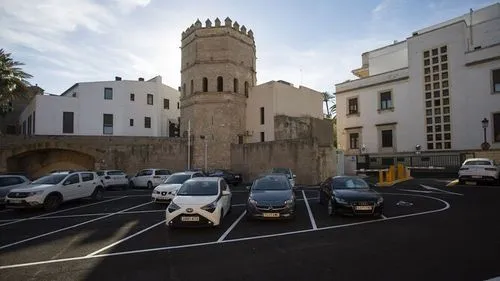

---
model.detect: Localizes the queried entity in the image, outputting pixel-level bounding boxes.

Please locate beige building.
[179,17,325,170]
[246,80,324,143]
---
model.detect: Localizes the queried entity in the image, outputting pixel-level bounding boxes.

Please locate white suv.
[129,169,172,189]
[96,170,129,190]
[0,175,31,205]
[5,171,104,211]
[458,158,500,185]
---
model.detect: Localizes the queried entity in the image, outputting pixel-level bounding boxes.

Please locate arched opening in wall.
[182,83,186,96]
[217,76,223,92]
[244,81,249,97]
[6,149,96,180]
[190,80,194,95]
[203,77,208,92]
[233,78,239,93]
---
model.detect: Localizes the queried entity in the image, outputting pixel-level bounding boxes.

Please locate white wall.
[20,76,180,137]
[245,82,275,143]
[368,41,408,75]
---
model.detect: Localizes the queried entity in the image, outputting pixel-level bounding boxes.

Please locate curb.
[375,177,414,187]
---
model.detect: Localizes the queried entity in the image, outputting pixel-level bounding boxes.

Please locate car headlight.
[167,202,181,212]
[201,201,217,213]
[28,191,44,197]
[377,197,384,205]
[335,197,348,204]
[284,198,294,206]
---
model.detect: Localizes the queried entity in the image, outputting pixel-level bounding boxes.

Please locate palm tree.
[322,92,333,118]
[330,102,336,118]
[0,49,33,105]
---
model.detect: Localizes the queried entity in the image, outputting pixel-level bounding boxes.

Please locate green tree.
[0,49,32,107]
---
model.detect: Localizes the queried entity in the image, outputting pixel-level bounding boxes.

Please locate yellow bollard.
[379,170,384,184]
[397,163,405,180]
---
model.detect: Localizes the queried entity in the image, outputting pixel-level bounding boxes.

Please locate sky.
[0,0,496,97]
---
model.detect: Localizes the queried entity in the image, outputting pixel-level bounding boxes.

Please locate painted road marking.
[396,189,434,194]
[217,210,247,242]
[86,219,167,257]
[0,196,128,227]
[0,201,153,251]
[380,214,388,219]
[420,184,464,196]
[302,190,317,230]
[0,193,450,269]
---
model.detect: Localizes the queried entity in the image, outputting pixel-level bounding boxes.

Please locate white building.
[245,80,324,143]
[335,3,500,155]
[19,76,180,137]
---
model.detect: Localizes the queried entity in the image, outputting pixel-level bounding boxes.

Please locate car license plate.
[235,175,240,178]
[263,213,280,218]
[181,216,199,222]
[7,199,22,204]
[355,206,373,211]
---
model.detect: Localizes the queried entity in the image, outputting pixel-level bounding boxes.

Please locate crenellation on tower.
[181,18,255,41]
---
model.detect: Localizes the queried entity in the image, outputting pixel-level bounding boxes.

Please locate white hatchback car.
[96,170,129,189]
[0,175,31,205]
[152,171,204,203]
[458,158,500,185]
[129,169,172,189]
[5,171,104,211]
[165,177,232,228]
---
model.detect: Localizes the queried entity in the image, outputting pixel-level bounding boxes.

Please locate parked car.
[458,158,500,185]
[165,177,232,228]
[96,170,129,190]
[246,173,296,220]
[129,169,172,189]
[5,171,104,211]
[152,171,204,203]
[0,175,31,206]
[185,168,207,176]
[270,167,296,187]
[207,169,242,185]
[318,176,384,217]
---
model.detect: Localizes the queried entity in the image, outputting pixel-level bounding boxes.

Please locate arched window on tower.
[202,77,208,92]
[244,81,249,97]
[233,78,239,93]
[183,83,186,96]
[217,76,223,92]
[190,80,194,95]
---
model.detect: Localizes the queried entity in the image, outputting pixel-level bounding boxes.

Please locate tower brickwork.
[180,17,257,170]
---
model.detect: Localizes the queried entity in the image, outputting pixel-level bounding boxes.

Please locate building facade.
[19,76,180,137]
[335,3,500,155]
[245,80,324,143]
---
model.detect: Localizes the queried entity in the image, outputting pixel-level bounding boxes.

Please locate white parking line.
[301,190,317,230]
[86,219,167,257]
[0,193,450,270]
[217,211,246,242]
[0,196,128,227]
[420,184,464,196]
[0,201,152,251]
[380,214,388,219]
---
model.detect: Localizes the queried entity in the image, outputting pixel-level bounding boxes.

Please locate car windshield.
[333,177,370,189]
[464,160,492,166]
[252,176,290,190]
[31,174,67,185]
[164,174,192,184]
[176,180,218,196]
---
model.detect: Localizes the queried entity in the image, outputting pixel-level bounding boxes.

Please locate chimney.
[138,77,144,81]
[115,76,122,81]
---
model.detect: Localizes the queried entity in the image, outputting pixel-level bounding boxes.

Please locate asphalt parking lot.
[0,179,499,281]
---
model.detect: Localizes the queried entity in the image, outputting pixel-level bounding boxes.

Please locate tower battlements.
[182,17,254,41]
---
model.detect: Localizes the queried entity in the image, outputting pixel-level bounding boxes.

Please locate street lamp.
[481,118,490,150]
[200,135,208,172]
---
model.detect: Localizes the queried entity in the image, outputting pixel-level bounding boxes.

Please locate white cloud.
[110,0,151,14]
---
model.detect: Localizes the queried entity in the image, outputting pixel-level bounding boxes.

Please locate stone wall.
[231,138,336,185]
[0,135,187,178]
[274,116,334,147]
[471,149,500,162]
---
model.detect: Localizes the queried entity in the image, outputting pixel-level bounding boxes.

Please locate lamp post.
[481,118,490,151]
[200,135,208,173]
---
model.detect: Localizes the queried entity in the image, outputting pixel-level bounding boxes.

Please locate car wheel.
[92,187,104,201]
[327,199,336,217]
[147,181,153,189]
[44,194,61,211]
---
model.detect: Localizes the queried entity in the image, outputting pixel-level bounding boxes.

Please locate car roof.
[173,171,198,175]
[188,177,220,182]
[464,158,492,162]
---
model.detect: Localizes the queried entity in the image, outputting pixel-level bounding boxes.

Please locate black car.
[318,176,384,217]
[246,174,296,220]
[207,169,242,185]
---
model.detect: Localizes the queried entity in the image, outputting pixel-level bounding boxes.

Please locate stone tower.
[179,17,257,170]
